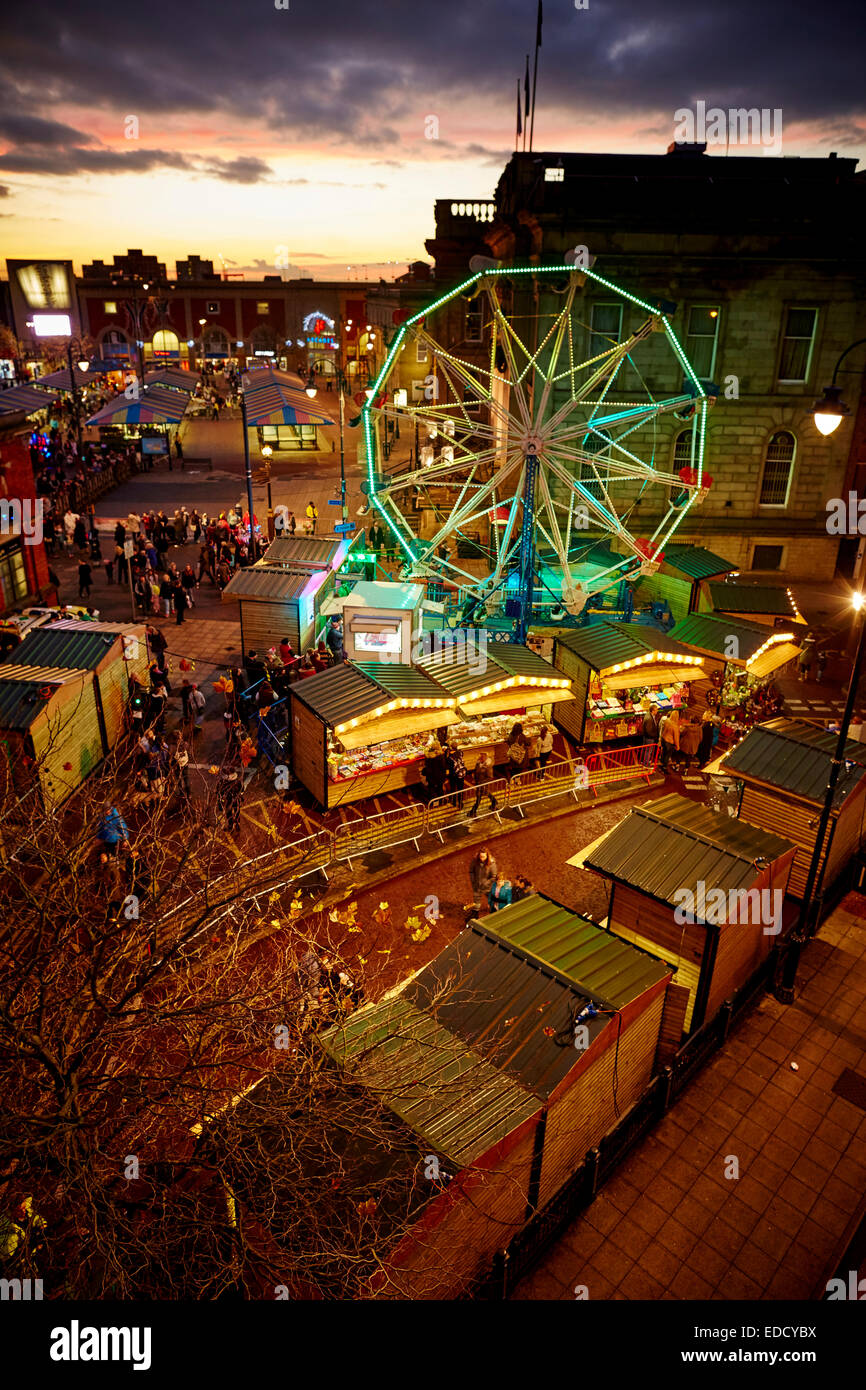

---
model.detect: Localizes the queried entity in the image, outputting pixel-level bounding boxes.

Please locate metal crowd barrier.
[584,741,659,796]
[426,777,507,838]
[332,800,429,866]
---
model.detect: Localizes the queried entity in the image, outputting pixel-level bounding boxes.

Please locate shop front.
[553,622,709,747]
[670,612,802,735]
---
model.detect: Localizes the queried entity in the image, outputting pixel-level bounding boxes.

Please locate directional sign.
[333,522,356,534]
[327,499,343,506]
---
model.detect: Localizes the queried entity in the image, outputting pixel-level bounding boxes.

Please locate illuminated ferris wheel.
[361,263,714,635]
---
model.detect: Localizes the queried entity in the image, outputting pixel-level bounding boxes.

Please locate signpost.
[333,522,356,535]
[123,539,136,622]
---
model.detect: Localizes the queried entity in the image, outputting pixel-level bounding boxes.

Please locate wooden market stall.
[222,555,342,657]
[700,581,807,629]
[670,612,803,723]
[552,620,711,747]
[576,793,796,1034]
[321,897,671,1298]
[290,660,458,808]
[632,543,735,625]
[416,642,574,770]
[0,619,149,805]
[715,717,866,899]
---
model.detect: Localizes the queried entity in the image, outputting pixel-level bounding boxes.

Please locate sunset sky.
[1,0,864,280]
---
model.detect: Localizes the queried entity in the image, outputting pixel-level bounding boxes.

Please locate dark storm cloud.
[0,0,863,169]
[0,113,96,146]
[0,146,195,175]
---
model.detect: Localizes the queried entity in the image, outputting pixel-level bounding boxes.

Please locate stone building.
[425,148,866,582]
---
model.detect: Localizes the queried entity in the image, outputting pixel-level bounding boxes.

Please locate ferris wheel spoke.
[536,470,575,592]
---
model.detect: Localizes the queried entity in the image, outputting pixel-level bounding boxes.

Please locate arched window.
[99,328,131,361]
[759,431,796,506]
[152,329,180,360]
[673,428,694,468]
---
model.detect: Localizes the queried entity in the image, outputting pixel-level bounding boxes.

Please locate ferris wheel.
[361,263,714,636]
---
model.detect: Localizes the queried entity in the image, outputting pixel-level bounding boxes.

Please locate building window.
[206,301,220,314]
[544,165,564,182]
[778,308,817,383]
[685,306,719,379]
[0,540,28,607]
[465,303,483,342]
[751,544,784,571]
[416,339,428,364]
[588,303,623,365]
[103,300,117,315]
[673,428,694,468]
[256,302,269,315]
[759,430,796,506]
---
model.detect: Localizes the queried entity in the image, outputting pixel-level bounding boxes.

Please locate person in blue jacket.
[488,872,513,913]
[97,805,129,857]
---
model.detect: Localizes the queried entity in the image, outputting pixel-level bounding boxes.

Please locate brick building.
[424,149,866,581]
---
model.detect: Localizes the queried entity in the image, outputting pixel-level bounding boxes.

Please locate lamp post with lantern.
[261,443,275,539]
[811,338,866,436]
[65,341,90,456]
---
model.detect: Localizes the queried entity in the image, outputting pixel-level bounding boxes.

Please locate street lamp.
[811,338,865,435]
[261,443,275,539]
[66,343,89,456]
[239,382,258,563]
[775,587,866,1001]
[304,373,317,399]
[198,318,207,372]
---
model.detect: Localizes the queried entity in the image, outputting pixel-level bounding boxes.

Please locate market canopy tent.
[85,386,189,426]
[36,365,96,392]
[703,582,806,626]
[417,646,573,717]
[143,368,201,392]
[242,367,337,427]
[0,385,54,416]
[670,611,801,678]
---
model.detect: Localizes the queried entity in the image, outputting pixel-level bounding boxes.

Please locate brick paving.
[511,895,866,1300]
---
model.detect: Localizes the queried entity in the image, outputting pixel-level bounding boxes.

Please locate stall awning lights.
[746,631,795,666]
[605,650,704,675]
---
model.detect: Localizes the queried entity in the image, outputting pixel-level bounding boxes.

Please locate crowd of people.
[416,721,557,809]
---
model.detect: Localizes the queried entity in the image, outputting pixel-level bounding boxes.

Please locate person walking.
[77,556,92,599]
[444,739,467,808]
[147,625,168,672]
[467,750,498,817]
[679,714,702,770]
[505,721,528,782]
[659,707,680,771]
[189,683,207,733]
[798,633,816,682]
[698,708,719,767]
[488,872,513,913]
[159,572,174,619]
[172,580,189,625]
[97,804,129,858]
[173,731,191,799]
[305,500,318,535]
[287,511,297,536]
[466,847,496,914]
[539,723,554,774]
[422,735,447,803]
[181,563,197,609]
[217,756,243,832]
[525,727,542,780]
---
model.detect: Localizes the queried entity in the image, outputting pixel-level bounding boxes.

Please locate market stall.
[715,717,866,899]
[320,581,427,664]
[291,661,458,807]
[416,643,573,769]
[222,539,346,656]
[575,793,796,1034]
[670,612,801,729]
[552,621,709,746]
[632,543,735,625]
[700,581,806,629]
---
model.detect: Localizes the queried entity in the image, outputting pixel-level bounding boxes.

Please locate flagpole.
[529,0,542,151]
[515,78,521,151]
[523,55,529,152]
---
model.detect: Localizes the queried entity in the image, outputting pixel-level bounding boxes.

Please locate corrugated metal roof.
[291,661,388,725]
[86,385,188,425]
[487,643,561,681]
[0,679,56,729]
[583,798,793,918]
[707,583,798,616]
[416,648,511,697]
[642,792,795,859]
[663,544,735,580]
[0,664,82,684]
[354,662,453,702]
[720,717,866,807]
[221,567,316,602]
[555,620,696,672]
[259,537,343,570]
[321,996,538,1166]
[0,385,53,415]
[479,893,670,1009]
[406,925,610,1099]
[12,626,117,671]
[670,612,775,662]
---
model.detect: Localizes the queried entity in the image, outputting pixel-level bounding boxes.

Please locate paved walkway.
[512,894,866,1300]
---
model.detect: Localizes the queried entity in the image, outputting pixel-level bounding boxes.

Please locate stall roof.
[0,385,53,415]
[354,662,455,704]
[669,612,778,663]
[221,567,319,602]
[406,923,610,1099]
[707,583,802,618]
[479,894,670,1010]
[259,537,344,570]
[720,717,866,808]
[85,386,188,426]
[583,799,795,921]
[35,366,92,391]
[556,621,703,675]
[638,792,795,861]
[11,626,118,671]
[0,678,62,729]
[242,367,337,427]
[291,661,389,726]
[747,640,802,679]
[487,643,562,682]
[417,648,512,697]
[143,369,200,392]
[321,995,538,1167]
[340,581,424,611]
[662,544,735,580]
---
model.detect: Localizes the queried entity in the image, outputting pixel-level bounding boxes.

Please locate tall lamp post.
[66,342,90,456]
[261,443,275,539]
[775,589,866,1002]
[239,383,258,563]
